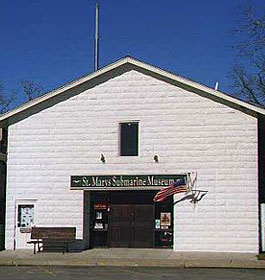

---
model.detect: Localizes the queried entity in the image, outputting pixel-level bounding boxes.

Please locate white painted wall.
[5,70,258,252]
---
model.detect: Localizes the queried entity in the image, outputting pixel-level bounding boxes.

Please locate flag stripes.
[153,178,188,203]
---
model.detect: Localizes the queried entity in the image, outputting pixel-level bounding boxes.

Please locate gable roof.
[1,56,265,124]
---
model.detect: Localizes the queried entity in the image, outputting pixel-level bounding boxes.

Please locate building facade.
[0,57,264,252]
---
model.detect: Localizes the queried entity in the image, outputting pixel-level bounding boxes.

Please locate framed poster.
[96,212,102,220]
[155,219,161,229]
[94,203,107,210]
[160,212,171,226]
[94,222,103,229]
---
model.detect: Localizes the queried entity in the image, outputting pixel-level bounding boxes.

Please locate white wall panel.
[5,70,258,252]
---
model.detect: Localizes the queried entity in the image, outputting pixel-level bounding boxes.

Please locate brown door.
[109,204,154,248]
[131,204,154,248]
[109,204,131,247]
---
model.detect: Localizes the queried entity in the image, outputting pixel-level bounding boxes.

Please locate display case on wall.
[90,202,109,247]
[154,198,173,248]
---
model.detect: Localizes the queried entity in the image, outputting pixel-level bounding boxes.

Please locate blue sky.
[0,0,263,106]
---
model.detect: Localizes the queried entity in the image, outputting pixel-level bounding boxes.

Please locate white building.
[0,57,265,252]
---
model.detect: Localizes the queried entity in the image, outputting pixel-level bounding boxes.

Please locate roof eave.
[0,57,130,124]
[1,56,265,125]
[126,57,265,116]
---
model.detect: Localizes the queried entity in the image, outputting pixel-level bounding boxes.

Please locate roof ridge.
[1,56,265,123]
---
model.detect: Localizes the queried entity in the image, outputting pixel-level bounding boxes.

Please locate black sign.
[71,174,186,189]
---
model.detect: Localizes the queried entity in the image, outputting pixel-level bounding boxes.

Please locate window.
[120,122,139,156]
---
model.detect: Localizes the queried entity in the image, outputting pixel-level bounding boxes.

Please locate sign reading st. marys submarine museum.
[70,174,186,190]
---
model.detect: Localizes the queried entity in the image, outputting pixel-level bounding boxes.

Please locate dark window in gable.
[120,122,139,156]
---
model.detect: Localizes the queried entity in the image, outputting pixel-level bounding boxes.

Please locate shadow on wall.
[174,190,208,205]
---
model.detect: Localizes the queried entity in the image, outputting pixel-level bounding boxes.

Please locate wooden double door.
[109,204,154,248]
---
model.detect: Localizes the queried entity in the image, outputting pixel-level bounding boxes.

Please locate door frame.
[14,199,37,250]
[90,191,174,248]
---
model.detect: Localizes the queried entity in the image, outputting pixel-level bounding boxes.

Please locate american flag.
[153,178,188,203]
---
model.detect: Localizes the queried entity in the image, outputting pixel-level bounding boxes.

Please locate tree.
[0,80,44,115]
[230,4,265,106]
[0,83,16,115]
[21,80,43,101]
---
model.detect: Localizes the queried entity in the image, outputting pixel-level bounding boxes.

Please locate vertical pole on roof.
[214,82,219,91]
[94,3,99,71]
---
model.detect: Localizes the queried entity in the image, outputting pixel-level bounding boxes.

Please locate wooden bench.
[27,227,76,254]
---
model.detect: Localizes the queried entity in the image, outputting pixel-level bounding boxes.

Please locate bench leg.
[37,241,41,253]
[62,242,69,254]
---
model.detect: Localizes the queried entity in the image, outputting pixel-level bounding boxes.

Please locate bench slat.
[28,227,76,254]
[31,227,76,240]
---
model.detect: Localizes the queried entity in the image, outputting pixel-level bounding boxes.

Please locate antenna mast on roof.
[214,82,219,90]
[94,3,100,71]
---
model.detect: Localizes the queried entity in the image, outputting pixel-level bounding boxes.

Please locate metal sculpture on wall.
[174,172,208,205]
[152,172,208,205]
